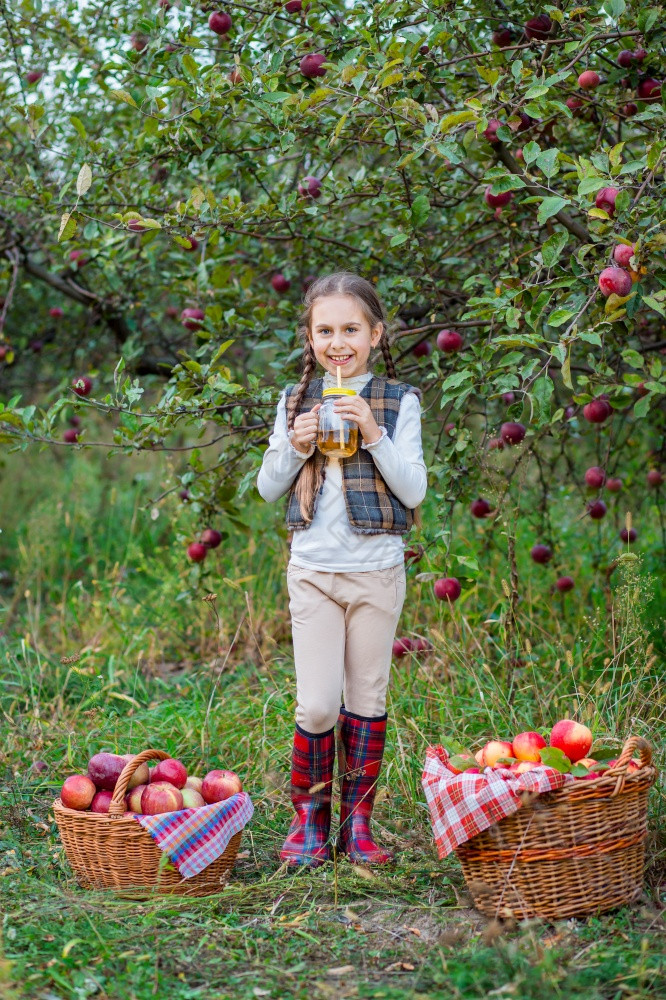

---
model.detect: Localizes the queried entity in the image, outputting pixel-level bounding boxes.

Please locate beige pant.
[286,562,407,733]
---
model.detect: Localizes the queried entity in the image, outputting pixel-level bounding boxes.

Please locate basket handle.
[608,735,652,797]
[108,749,170,817]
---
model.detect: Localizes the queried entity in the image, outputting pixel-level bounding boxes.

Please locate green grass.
[1,443,665,1000]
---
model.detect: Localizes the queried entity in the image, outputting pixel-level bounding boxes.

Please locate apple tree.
[0,0,664,587]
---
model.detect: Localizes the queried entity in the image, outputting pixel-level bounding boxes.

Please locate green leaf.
[58,212,77,242]
[70,115,87,140]
[539,747,572,772]
[522,141,541,164]
[439,110,476,136]
[390,233,409,247]
[535,148,559,179]
[634,393,651,418]
[448,755,477,772]
[110,89,137,108]
[541,230,568,268]
[410,194,430,228]
[181,53,199,78]
[547,308,575,327]
[537,196,569,225]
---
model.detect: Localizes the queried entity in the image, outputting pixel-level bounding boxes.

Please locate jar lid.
[322,387,357,397]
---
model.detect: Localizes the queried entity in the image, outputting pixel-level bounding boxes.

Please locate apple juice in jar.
[316,388,359,459]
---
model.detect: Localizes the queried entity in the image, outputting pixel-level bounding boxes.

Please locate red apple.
[185,775,203,793]
[647,469,663,487]
[271,273,290,293]
[120,754,150,789]
[87,752,126,791]
[201,528,222,548]
[595,187,619,216]
[637,78,661,101]
[584,466,606,488]
[620,527,637,543]
[470,498,492,518]
[202,769,243,803]
[511,761,539,774]
[483,119,502,144]
[606,477,623,492]
[613,244,635,267]
[530,544,552,564]
[141,782,184,814]
[500,421,526,445]
[488,437,504,450]
[49,307,64,319]
[208,11,232,35]
[91,790,114,813]
[587,499,607,520]
[392,637,414,657]
[181,787,206,808]
[622,102,638,116]
[182,235,199,252]
[578,70,600,89]
[26,70,44,84]
[555,576,575,593]
[474,748,485,766]
[512,731,546,762]
[285,0,303,11]
[188,542,207,563]
[549,719,592,762]
[433,577,461,602]
[482,740,514,767]
[437,329,463,353]
[151,758,187,788]
[63,429,80,444]
[617,50,634,68]
[181,308,205,331]
[300,52,326,78]
[502,391,515,405]
[566,96,584,113]
[297,176,321,198]
[69,249,87,267]
[577,757,598,770]
[72,375,93,397]
[446,753,476,775]
[130,32,148,52]
[444,422,457,437]
[492,26,513,47]
[404,544,424,565]
[484,186,513,209]
[583,398,612,423]
[412,340,432,358]
[598,267,632,297]
[524,15,552,40]
[61,775,97,810]
[633,48,647,63]
[126,784,147,812]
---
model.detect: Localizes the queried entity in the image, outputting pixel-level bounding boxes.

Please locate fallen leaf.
[326,965,355,977]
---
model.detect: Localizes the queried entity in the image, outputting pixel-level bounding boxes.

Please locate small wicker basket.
[456,736,657,921]
[53,748,243,897]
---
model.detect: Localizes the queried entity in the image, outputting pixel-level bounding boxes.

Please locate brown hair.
[286,272,398,523]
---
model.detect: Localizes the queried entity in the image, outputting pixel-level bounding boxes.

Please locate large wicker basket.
[53,748,243,897]
[456,736,657,921]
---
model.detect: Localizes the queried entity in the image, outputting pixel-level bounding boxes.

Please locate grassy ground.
[1,442,665,1000]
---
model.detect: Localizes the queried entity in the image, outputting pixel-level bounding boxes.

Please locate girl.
[257,271,427,867]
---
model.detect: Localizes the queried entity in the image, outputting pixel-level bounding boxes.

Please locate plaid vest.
[284,376,420,535]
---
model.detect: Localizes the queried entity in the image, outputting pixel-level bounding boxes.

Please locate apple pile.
[446,720,645,779]
[59,752,243,815]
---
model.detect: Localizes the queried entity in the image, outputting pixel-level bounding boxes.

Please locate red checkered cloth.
[133,791,254,878]
[422,746,574,858]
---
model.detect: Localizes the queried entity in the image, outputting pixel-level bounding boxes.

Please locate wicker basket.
[53,748,243,897]
[455,736,657,921]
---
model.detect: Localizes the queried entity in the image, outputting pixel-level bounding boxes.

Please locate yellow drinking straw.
[337,366,344,448]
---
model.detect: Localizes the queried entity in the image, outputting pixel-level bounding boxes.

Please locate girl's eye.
[320,328,357,333]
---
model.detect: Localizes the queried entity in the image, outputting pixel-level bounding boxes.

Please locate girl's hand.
[333,396,382,445]
[291,403,321,454]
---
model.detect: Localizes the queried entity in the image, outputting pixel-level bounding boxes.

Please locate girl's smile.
[309,294,383,379]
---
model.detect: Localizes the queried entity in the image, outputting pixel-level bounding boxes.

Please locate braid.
[287,339,323,523]
[287,339,317,431]
[379,328,397,379]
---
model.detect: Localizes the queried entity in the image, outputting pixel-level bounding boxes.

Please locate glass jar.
[316,388,359,458]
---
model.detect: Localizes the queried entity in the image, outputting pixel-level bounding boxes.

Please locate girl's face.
[308,294,383,379]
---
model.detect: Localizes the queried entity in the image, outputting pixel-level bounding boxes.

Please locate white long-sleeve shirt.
[256,371,427,572]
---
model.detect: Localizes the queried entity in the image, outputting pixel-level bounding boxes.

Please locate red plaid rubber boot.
[280,724,335,868]
[337,707,394,865]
